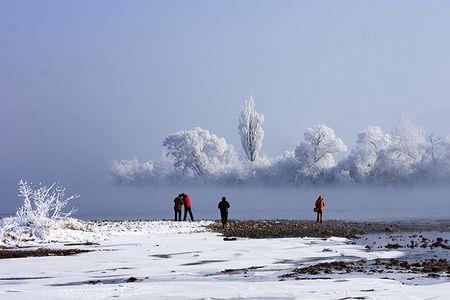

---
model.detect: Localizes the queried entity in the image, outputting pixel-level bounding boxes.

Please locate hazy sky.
[2,1,450,200]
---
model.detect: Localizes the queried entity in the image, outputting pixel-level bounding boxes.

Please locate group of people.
[173,193,231,227]
[173,193,195,221]
[173,193,326,225]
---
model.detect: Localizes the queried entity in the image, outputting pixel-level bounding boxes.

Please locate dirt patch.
[126,276,141,282]
[215,266,265,275]
[0,276,53,281]
[0,248,91,259]
[181,259,227,266]
[281,258,450,279]
[50,276,144,286]
[209,220,362,239]
[150,251,201,259]
[208,220,450,239]
[63,242,99,246]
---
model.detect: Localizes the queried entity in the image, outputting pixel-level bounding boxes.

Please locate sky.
[2,0,450,203]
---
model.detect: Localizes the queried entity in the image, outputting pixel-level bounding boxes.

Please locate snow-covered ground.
[1,221,450,299]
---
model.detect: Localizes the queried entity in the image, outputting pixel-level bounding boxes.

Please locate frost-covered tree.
[162,127,236,178]
[238,95,265,162]
[295,125,347,181]
[391,116,426,160]
[110,154,174,185]
[347,126,392,179]
[108,116,450,186]
[370,117,427,182]
[419,134,450,178]
[111,158,155,184]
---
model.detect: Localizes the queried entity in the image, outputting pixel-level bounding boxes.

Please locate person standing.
[182,193,194,221]
[174,194,183,221]
[218,196,230,228]
[315,195,325,223]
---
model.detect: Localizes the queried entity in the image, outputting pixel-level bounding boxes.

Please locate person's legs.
[320,212,323,223]
[183,208,187,221]
[221,211,227,228]
[174,209,177,221]
[188,208,194,221]
[316,212,320,222]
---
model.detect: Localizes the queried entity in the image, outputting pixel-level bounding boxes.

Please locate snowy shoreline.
[1,220,450,299]
[2,218,450,248]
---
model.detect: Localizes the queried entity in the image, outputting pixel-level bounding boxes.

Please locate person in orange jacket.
[314,195,325,223]
[182,193,194,221]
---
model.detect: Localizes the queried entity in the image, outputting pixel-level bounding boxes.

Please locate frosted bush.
[15,179,79,225]
[0,180,98,247]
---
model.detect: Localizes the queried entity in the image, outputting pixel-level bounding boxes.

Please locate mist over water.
[3,2,450,224]
[3,184,447,221]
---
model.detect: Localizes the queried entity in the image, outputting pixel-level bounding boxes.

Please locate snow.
[90,220,213,235]
[0,220,213,247]
[1,221,450,299]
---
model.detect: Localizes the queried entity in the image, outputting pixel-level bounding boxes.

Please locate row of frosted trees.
[111,96,450,186]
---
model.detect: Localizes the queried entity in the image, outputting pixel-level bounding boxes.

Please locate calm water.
[1,182,449,221]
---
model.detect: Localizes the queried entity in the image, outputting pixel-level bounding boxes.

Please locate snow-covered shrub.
[0,180,99,247]
[294,125,347,183]
[238,95,265,162]
[15,179,79,225]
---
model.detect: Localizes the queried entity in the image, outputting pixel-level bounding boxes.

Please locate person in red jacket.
[182,193,194,221]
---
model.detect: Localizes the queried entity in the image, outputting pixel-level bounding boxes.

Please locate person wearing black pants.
[218,196,230,228]
[175,209,181,221]
[174,194,183,221]
[182,193,194,221]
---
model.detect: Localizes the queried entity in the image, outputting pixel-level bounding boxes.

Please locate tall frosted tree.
[238,95,265,162]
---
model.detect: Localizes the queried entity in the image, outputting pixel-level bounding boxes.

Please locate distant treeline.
[111,97,450,186]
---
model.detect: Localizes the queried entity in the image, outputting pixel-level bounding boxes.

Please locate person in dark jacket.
[315,195,325,223]
[173,194,183,221]
[218,196,230,228]
[182,193,194,221]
